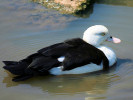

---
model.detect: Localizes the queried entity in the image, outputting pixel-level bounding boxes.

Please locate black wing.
[38,42,74,57]
[26,41,75,72]
[61,38,109,71]
[27,56,60,73]
[27,38,109,72]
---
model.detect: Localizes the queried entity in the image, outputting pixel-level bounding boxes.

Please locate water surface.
[0,0,133,100]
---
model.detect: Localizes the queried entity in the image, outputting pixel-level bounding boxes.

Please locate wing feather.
[38,43,73,57]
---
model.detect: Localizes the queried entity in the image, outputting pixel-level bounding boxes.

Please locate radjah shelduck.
[3,25,121,81]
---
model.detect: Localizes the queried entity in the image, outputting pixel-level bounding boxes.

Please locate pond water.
[0,0,133,100]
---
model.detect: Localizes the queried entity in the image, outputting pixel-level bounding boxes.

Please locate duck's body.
[3,25,121,81]
[50,45,116,75]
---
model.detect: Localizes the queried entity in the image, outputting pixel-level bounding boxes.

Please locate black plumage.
[3,38,109,81]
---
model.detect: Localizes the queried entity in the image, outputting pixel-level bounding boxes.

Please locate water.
[0,0,133,100]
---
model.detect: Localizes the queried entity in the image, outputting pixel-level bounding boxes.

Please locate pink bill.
[107,37,121,43]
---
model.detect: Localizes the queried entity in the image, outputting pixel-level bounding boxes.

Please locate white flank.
[49,63,103,75]
[57,56,65,62]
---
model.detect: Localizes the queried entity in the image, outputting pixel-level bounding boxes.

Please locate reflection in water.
[3,72,111,94]
[0,0,78,32]
[74,4,94,18]
[96,0,133,7]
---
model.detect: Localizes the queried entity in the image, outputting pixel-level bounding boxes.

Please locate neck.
[83,36,116,66]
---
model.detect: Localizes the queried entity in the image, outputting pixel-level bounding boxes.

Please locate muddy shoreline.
[33,0,95,14]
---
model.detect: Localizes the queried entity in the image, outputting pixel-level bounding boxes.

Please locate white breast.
[97,46,116,66]
[49,46,116,75]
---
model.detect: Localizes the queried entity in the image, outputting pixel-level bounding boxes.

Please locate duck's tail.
[2,53,59,81]
[3,61,34,82]
[3,61,28,75]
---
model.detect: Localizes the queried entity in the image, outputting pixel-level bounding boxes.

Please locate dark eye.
[101,33,106,36]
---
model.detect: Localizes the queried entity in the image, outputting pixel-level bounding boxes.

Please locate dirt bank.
[33,0,94,14]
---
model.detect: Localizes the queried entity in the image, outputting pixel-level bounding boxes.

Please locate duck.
[3,25,121,82]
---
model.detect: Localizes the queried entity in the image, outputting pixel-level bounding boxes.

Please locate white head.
[83,25,121,46]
